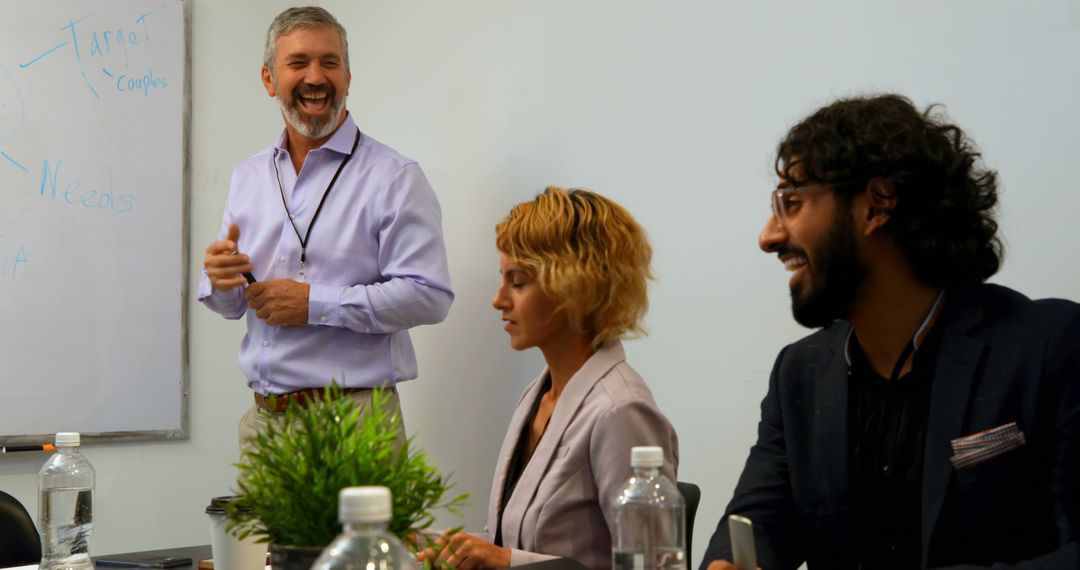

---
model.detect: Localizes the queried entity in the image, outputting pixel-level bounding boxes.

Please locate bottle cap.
[339,486,392,523]
[630,446,663,468]
[55,432,80,447]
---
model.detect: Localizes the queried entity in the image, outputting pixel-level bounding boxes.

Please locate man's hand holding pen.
[203,223,254,292]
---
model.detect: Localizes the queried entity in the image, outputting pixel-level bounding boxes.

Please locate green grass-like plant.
[225,383,468,550]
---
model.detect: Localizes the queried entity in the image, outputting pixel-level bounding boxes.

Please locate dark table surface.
[91,545,587,570]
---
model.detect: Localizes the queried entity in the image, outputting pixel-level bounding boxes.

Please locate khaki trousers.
[237,387,405,457]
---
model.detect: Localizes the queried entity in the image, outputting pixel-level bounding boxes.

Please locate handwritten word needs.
[115,68,167,96]
[0,233,29,280]
[39,160,135,214]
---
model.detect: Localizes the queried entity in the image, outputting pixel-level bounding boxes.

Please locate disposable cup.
[206,496,267,570]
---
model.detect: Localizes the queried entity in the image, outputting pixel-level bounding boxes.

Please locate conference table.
[89,545,587,569]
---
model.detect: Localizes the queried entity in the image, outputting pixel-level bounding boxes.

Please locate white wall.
[3,1,1078,567]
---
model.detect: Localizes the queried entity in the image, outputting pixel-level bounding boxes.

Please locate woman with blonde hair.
[429,187,679,569]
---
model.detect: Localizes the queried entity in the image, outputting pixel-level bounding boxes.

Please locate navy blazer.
[702,284,1080,569]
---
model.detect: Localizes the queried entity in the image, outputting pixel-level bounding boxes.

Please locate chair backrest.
[677,481,701,565]
[0,490,41,567]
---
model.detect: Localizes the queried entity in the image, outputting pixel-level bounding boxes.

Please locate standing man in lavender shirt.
[199,6,452,449]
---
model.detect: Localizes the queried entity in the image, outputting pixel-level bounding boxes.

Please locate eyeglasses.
[770,179,863,228]
[770,183,830,228]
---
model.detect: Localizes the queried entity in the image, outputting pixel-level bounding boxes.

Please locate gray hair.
[263,6,349,74]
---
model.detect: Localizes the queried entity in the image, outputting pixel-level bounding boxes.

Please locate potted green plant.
[225,383,467,570]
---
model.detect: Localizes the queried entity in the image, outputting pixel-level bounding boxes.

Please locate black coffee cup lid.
[206,495,252,514]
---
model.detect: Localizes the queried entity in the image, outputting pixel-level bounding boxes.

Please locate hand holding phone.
[728,514,757,570]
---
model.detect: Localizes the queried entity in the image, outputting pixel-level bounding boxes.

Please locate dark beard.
[790,208,867,328]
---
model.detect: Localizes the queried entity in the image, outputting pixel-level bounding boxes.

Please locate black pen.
[229,250,257,284]
[2,444,55,453]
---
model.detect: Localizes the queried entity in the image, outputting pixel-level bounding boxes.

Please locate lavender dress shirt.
[198,113,453,394]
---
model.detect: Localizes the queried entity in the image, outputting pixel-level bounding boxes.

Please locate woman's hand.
[418,528,511,569]
[705,560,763,570]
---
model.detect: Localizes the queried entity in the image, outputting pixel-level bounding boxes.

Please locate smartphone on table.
[95,555,192,568]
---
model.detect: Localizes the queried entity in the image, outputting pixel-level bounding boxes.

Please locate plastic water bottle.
[38,432,95,570]
[612,446,686,570]
[312,486,420,570]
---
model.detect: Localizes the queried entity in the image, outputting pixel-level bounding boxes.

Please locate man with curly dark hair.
[702,94,1080,570]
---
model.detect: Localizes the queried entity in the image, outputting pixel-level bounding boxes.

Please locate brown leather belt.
[254,386,379,414]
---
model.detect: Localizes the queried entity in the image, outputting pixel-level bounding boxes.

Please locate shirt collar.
[273,111,359,157]
[844,327,855,367]
[843,289,945,368]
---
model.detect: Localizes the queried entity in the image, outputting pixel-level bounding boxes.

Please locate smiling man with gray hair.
[199,6,453,450]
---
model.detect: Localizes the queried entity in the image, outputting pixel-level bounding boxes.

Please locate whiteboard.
[0,0,189,443]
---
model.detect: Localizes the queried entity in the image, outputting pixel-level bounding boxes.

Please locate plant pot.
[270,543,324,570]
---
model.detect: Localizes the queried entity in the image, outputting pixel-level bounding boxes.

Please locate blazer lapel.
[491,372,548,544]
[920,287,986,568]
[501,341,626,548]
[815,324,854,522]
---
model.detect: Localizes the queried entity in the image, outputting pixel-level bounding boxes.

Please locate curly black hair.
[776,93,1003,287]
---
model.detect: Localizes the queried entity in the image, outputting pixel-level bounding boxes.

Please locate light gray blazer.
[481,341,679,568]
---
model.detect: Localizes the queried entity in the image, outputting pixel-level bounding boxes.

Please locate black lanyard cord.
[274,127,362,272]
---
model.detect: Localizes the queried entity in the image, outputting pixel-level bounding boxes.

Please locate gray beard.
[278,93,346,140]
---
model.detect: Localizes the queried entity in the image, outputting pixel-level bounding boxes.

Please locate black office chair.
[0,490,41,567]
[677,481,701,564]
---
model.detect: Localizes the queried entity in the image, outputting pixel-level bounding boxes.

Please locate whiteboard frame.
[0,0,191,447]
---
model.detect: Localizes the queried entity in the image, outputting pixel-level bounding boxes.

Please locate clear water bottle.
[38,432,95,570]
[312,486,420,570]
[612,446,686,570]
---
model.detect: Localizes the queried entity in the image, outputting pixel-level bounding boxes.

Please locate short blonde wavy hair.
[496,187,653,348]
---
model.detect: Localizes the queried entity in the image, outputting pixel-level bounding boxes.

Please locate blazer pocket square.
[949,422,1026,469]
